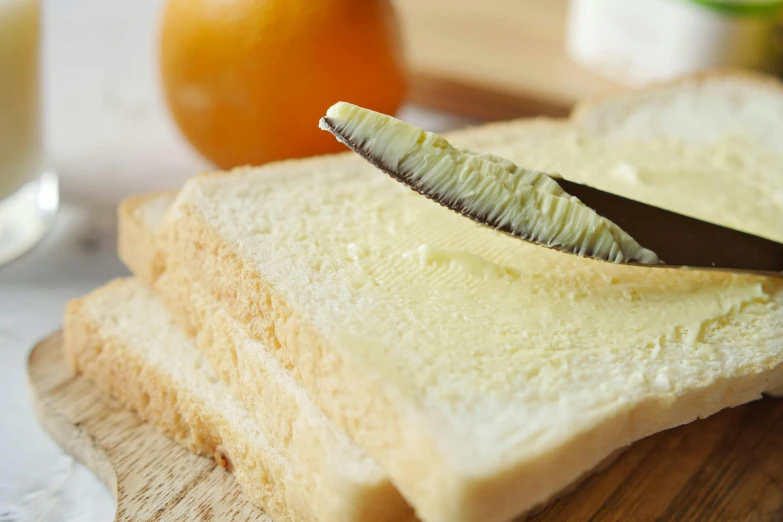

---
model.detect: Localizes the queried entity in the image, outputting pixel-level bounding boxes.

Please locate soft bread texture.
[64,279,311,522]
[122,193,641,520]
[152,72,783,522]
[123,192,644,522]
[65,279,415,522]
[572,70,783,154]
[119,193,413,522]
[118,192,171,285]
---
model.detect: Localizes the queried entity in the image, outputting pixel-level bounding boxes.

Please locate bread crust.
[119,194,415,522]
[118,192,173,285]
[571,69,783,121]
[64,283,309,522]
[154,265,416,522]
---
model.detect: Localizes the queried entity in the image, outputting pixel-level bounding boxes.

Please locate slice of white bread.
[118,193,414,522]
[122,192,640,520]
[156,72,783,522]
[118,191,171,285]
[65,278,313,522]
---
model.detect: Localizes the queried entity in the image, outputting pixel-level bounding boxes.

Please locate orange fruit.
[160,0,406,169]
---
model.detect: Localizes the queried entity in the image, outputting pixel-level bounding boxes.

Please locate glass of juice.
[0,0,58,266]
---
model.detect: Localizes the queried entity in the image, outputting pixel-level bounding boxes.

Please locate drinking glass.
[0,0,58,266]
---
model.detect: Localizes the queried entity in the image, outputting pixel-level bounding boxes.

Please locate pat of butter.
[611,162,642,184]
[403,244,521,281]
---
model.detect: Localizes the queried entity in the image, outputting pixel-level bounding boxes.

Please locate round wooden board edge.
[26,330,269,522]
[27,331,120,498]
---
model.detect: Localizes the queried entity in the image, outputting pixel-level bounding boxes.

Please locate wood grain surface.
[393,0,619,120]
[28,332,270,522]
[29,331,783,521]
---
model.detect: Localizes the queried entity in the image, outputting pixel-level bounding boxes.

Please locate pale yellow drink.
[0,0,42,200]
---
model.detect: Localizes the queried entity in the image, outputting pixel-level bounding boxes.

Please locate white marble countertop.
[0,1,477,519]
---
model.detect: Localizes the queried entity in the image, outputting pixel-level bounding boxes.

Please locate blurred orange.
[160,0,406,169]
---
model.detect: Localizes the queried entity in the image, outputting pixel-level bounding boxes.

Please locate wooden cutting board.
[29,332,270,521]
[29,331,783,521]
[393,0,619,120]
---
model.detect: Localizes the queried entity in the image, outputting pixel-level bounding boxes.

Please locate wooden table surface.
[394,0,619,120]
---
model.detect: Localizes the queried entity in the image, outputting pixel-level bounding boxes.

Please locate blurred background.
[0,0,781,520]
[39,0,783,206]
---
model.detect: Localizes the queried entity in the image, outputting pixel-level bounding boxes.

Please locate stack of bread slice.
[64,72,783,522]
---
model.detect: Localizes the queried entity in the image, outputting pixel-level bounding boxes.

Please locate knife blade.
[557,179,783,276]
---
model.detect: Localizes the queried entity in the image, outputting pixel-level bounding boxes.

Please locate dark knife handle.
[557,179,783,275]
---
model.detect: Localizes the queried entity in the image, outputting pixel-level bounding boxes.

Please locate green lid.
[684,0,783,17]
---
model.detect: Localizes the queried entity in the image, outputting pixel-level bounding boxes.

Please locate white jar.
[0,0,58,265]
[567,0,783,84]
